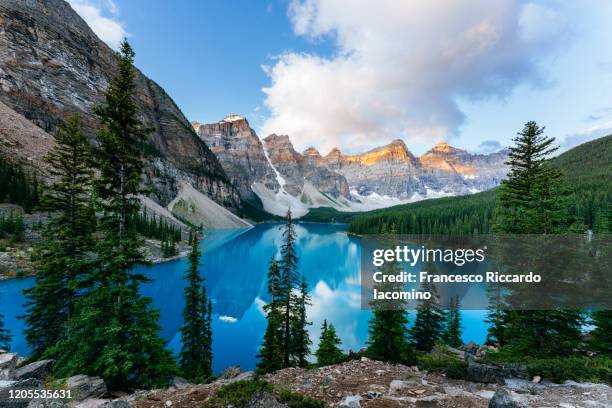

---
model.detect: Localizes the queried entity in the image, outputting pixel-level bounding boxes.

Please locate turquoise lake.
[0,223,487,373]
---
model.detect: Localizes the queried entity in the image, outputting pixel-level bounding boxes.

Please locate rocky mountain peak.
[429,141,464,155]
[347,138,415,166]
[303,147,322,157]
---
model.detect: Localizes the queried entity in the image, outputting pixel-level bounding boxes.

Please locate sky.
[67,0,612,156]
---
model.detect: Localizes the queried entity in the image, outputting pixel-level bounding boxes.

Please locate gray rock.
[246,392,288,408]
[337,395,361,408]
[0,379,42,408]
[466,361,528,384]
[0,353,18,370]
[27,400,69,408]
[65,375,107,401]
[99,400,134,408]
[170,376,190,389]
[14,360,54,381]
[488,389,529,408]
[218,366,243,380]
[461,342,480,355]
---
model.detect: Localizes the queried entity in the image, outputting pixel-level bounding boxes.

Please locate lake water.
[0,223,487,373]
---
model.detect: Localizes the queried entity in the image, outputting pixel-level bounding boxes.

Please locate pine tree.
[410,278,446,352]
[491,121,584,357]
[257,257,284,373]
[22,114,95,360]
[179,231,213,382]
[291,275,312,367]
[0,292,11,351]
[590,310,612,355]
[443,296,463,347]
[315,320,344,366]
[49,40,175,389]
[279,209,300,367]
[366,250,416,364]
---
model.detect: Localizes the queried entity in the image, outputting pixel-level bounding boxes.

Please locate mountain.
[347,135,612,234]
[0,0,248,228]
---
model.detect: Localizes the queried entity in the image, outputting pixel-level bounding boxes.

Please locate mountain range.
[194,115,508,217]
[0,0,508,226]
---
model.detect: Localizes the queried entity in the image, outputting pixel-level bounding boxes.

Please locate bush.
[277,390,325,408]
[417,353,468,380]
[526,357,611,384]
[206,379,272,408]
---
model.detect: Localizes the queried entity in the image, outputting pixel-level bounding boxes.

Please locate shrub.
[526,357,611,384]
[277,390,325,408]
[417,353,468,380]
[206,379,272,408]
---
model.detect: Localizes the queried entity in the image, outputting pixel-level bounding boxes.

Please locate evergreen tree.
[410,278,446,352]
[179,231,213,382]
[278,209,300,367]
[443,296,462,347]
[291,275,312,367]
[0,292,11,351]
[315,320,344,366]
[22,114,95,360]
[366,247,416,364]
[491,121,584,357]
[50,40,175,389]
[257,257,284,374]
[590,310,612,355]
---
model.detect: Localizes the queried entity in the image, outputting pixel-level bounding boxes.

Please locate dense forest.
[348,135,612,235]
[0,155,40,212]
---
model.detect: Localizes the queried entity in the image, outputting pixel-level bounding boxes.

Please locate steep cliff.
[193,115,279,199]
[0,0,240,210]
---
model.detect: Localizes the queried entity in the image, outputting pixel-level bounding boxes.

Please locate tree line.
[0,155,40,213]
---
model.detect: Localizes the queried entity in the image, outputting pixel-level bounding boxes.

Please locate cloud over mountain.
[261,0,571,153]
[67,0,127,50]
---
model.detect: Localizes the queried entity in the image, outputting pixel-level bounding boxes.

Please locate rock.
[99,401,134,408]
[462,342,480,355]
[73,398,111,408]
[389,380,409,395]
[218,366,243,380]
[337,395,361,408]
[0,353,18,370]
[488,388,528,408]
[65,375,106,401]
[170,376,190,389]
[531,376,541,383]
[246,392,288,408]
[365,390,381,399]
[360,357,370,362]
[27,400,69,408]
[164,401,172,407]
[14,360,54,381]
[466,361,528,384]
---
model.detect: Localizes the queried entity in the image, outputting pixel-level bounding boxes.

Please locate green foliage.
[366,247,417,365]
[239,196,281,222]
[0,292,11,350]
[301,207,358,223]
[49,40,175,390]
[276,390,326,408]
[443,296,462,348]
[0,155,40,212]
[416,352,468,380]
[23,114,96,360]
[0,212,26,242]
[410,275,446,352]
[590,310,612,355]
[179,231,213,382]
[315,320,344,366]
[206,379,272,408]
[348,135,612,235]
[258,210,312,372]
[132,209,182,243]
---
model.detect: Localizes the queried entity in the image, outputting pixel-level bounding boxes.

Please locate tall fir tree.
[22,114,95,360]
[410,277,446,352]
[179,231,213,382]
[291,275,312,367]
[590,310,612,355]
[491,121,584,357]
[315,320,344,366]
[366,235,416,364]
[0,292,11,351]
[49,40,175,389]
[257,257,284,373]
[443,296,463,347]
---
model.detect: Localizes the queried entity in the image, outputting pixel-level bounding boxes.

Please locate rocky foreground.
[1,350,610,408]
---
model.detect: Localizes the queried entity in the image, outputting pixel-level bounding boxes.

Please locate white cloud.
[67,0,128,50]
[561,122,612,152]
[261,0,571,153]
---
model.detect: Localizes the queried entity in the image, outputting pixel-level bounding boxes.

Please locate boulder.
[170,376,190,389]
[246,392,288,408]
[65,375,107,401]
[99,401,134,408]
[27,400,69,408]
[218,366,242,380]
[466,361,528,384]
[488,389,529,408]
[14,360,54,381]
[337,395,361,408]
[0,353,18,370]
[0,379,42,408]
[461,342,480,355]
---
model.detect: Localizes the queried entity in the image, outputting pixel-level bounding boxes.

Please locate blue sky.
[68,0,612,156]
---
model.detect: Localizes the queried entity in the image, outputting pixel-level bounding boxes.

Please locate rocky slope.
[0,0,240,213]
[193,115,279,200]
